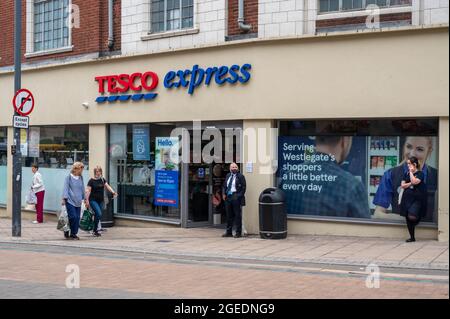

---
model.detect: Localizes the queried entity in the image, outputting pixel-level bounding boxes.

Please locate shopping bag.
[79,209,94,232]
[26,190,37,205]
[57,205,69,231]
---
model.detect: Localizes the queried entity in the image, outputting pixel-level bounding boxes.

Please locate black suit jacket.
[223,172,246,206]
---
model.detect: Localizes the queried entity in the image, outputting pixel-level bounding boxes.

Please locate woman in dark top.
[400,156,428,242]
[86,166,117,237]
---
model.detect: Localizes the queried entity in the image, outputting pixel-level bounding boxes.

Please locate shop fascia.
[94,63,252,103]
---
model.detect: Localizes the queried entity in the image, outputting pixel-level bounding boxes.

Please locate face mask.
[231,169,238,174]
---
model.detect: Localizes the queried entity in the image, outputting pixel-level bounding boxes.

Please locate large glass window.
[151,0,194,33]
[20,125,89,211]
[0,128,7,206]
[33,0,70,52]
[319,0,411,13]
[278,119,439,224]
[109,123,181,220]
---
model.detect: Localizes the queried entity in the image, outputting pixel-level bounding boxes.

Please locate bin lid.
[259,187,285,203]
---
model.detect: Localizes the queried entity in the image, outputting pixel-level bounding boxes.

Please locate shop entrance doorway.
[179,122,242,228]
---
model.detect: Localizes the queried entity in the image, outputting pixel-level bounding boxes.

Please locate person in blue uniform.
[373,136,437,222]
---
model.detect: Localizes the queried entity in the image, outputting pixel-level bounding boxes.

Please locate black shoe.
[93,231,101,237]
[406,238,416,243]
[222,233,233,238]
[71,234,80,240]
[233,233,242,238]
[64,231,70,239]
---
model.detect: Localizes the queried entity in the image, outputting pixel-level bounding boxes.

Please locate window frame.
[30,0,72,54]
[318,0,412,14]
[150,0,194,34]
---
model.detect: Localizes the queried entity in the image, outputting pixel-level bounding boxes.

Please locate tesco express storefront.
[0,26,448,241]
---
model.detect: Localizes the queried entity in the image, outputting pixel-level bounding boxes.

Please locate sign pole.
[12,0,22,237]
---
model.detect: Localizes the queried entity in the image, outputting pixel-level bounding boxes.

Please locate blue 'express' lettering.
[164,63,252,95]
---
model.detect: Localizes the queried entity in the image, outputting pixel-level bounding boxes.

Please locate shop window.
[0,128,7,206]
[319,0,411,13]
[33,0,70,52]
[20,125,89,211]
[151,0,194,33]
[109,124,181,220]
[277,119,439,224]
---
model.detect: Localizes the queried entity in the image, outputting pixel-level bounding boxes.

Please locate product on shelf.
[377,156,385,169]
[371,156,378,169]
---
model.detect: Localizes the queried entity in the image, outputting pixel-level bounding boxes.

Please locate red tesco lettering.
[95,72,159,94]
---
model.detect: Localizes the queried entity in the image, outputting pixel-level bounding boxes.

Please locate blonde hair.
[401,136,434,168]
[93,165,103,176]
[71,162,85,175]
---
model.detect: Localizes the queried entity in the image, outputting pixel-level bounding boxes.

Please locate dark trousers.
[405,200,421,240]
[225,194,242,235]
[66,202,81,236]
[89,200,103,232]
[406,215,420,240]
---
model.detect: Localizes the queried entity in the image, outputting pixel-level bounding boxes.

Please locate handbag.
[79,208,94,231]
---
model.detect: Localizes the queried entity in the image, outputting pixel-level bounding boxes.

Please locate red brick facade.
[316,12,412,29]
[227,0,258,36]
[0,0,121,68]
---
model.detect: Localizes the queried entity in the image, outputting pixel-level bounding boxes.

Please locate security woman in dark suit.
[222,163,246,238]
[400,156,428,242]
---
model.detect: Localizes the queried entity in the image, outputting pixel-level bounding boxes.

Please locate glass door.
[187,163,212,226]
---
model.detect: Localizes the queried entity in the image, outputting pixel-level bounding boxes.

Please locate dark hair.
[408,156,420,169]
[31,163,39,170]
[316,136,342,146]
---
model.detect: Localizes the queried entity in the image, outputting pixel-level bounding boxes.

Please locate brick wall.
[227,0,258,36]
[0,0,121,68]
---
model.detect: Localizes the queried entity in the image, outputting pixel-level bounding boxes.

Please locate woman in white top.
[31,164,45,224]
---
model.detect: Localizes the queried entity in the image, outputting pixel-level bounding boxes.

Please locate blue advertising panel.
[154,170,179,207]
[132,125,150,160]
[277,136,370,219]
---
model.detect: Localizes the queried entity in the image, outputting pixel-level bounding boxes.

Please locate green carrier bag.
[79,209,94,232]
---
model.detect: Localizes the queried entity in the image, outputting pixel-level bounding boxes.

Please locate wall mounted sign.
[94,63,252,103]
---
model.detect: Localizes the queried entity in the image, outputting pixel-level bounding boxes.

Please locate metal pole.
[12,0,22,237]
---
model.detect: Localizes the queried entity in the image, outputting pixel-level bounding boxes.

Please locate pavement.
[0,218,448,271]
[0,218,448,299]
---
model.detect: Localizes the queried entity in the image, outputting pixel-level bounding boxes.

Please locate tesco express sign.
[94,63,251,103]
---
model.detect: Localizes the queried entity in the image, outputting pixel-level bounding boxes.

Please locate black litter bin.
[259,188,287,239]
[101,193,115,228]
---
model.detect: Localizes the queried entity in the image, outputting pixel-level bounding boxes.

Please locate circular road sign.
[12,88,35,116]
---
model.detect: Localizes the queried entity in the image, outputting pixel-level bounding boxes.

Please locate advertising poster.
[154,137,179,207]
[28,127,40,158]
[132,125,150,161]
[277,136,371,219]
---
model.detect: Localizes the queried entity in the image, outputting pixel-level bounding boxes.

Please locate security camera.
[82,102,89,109]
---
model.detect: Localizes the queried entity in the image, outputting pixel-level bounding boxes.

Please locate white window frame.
[25,0,73,57]
[149,0,195,34]
[318,0,412,14]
